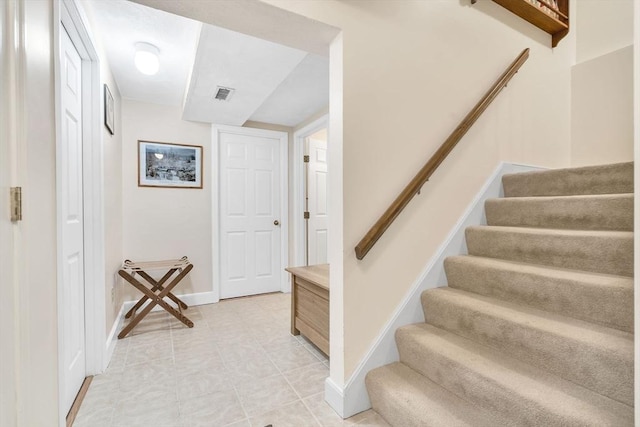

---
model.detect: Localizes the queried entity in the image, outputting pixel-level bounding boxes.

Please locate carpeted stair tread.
[502,162,633,197]
[485,194,633,231]
[366,362,509,427]
[421,287,633,405]
[444,255,633,332]
[465,225,634,277]
[396,323,633,426]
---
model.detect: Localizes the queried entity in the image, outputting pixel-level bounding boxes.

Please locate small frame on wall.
[138,140,203,189]
[104,84,115,135]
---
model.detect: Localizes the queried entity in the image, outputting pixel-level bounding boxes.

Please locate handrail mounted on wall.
[355,48,530,260]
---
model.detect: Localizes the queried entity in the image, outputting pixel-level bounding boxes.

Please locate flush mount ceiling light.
[134,42,160,76]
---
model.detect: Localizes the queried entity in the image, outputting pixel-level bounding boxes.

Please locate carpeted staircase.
[366,162,634,426]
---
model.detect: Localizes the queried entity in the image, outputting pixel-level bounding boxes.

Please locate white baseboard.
[332,162,547,418]
[103,290,219,371]
[325,377,345,417]
[121,290,219,314]
[104,303,125,371]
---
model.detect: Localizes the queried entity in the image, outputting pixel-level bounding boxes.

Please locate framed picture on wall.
[138,140,203,189]
[104,84,115,135]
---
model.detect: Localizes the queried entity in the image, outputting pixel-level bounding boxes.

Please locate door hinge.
[303,211,310,219]
[10,187,22,222]
[303,155,309,163]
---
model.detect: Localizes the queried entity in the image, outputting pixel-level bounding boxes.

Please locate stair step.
[366,362,507,427]
[465,226,634,277]
[444,256,633,332]
[421,288,633,405]
[485,194,633,231]
[396,323,633,426]
[502,162,633,197]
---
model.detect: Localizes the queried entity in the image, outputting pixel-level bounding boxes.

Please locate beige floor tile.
[125,328,171,348]
[176,369,235,401]
[268,346,320,373]
[125,340,173,366]
[73,405,114,427]
[174,347,225,375]
[174,336,219,354]
[220,340,268,363]
[179,390,246,427]
[249,400,320,427]
[235,374,298,417]
[113,397,182,427]
[304,343,329,363]
[119,357,175,389]
[118,372,178,406]
[354,412,390,426]
[283,363,329,398]
[79,293,368,427]
[303,393,357,427]
[225,419,251,427]
[256,331,302,352]
[224,355,281,383]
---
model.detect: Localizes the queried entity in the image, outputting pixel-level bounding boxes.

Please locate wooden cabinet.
[286,264,329,357]
[489,0,569,47]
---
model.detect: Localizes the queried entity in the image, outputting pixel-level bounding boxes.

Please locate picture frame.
[138,140,203,189]
[104,84,115,135]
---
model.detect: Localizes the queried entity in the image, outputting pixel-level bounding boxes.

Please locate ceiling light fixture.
[134,42,160,76]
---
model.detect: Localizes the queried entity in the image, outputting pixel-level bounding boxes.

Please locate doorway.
[293,115,329,266]
[56,1,106,424]
[213,125,289,299]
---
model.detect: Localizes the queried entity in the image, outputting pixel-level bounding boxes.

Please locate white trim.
[211,125,290,299]
[292,114,329,267]
[105,303,125,365]
[56,1,105,425]
[324,377,345,417]
[334,162,547,418]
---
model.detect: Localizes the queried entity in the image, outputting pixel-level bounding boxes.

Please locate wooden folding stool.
[118,256,194,339]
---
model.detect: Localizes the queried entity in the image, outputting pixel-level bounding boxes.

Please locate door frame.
[55,0,105,423]
[212,124,289,299]
[292,114,328,266]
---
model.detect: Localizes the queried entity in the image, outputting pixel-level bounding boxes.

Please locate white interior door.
[306,136,328,265]
[219,127,284,299]
[60,26,86,414]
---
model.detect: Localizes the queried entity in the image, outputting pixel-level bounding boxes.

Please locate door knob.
[274,220,280,226]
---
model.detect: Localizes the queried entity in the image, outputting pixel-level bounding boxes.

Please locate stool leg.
[125,269,177,319]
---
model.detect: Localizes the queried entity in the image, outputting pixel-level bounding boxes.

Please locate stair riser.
[396,326,633,426]
[502,162,633,197]
[465,228,634,277]
[444,257,634,332]
[421,292,633,406]
[485,195,633,231]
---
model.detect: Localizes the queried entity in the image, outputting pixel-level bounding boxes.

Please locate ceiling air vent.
[214,86,234,101]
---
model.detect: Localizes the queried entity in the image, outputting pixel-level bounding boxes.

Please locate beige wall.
[121,99,212,300]
[571,0,634,167]
[576,0,634,63]
[571,46,634,166]
[264,0,575,383]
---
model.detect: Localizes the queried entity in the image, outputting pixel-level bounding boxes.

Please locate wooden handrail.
[355,48,530,260]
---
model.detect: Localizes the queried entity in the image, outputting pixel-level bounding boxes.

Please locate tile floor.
[74,292,389,427]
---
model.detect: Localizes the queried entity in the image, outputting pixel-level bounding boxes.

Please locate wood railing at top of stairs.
[354,48,530,260]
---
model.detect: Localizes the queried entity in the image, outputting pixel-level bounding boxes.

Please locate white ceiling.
[87,0,200,107]
[86,0,329,127]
